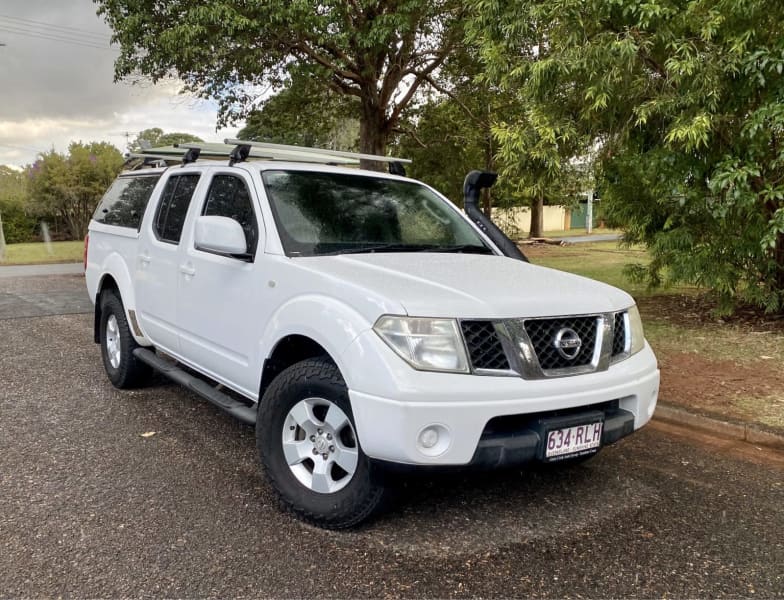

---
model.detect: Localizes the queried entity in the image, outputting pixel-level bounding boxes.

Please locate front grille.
[524,316,598,370]
[461,320,510,370]
[612,312,626,356]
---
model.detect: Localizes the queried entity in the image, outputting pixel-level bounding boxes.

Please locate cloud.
[0,0,243,166]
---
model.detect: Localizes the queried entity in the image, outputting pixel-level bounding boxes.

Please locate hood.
[299,253,633,319]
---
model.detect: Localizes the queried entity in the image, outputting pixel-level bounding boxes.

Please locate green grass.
[541,227,621,238]
[527,241,656,296]
[0,241,84,265]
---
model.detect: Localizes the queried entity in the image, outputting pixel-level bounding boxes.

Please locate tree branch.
[328,76,363,98]
[387,51,451,126]
[421,74,483,126]
[294,41,363,84]
[392,126,427,148]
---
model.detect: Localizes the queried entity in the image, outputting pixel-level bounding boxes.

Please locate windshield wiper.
[423,244,494,255]
[320,243,431,256]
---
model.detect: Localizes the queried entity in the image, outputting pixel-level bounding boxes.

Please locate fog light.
[416,424,451,457]
[419,427,439,449]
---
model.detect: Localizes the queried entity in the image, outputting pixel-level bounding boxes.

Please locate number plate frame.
[545,422,603,460]
[535,410,606,463]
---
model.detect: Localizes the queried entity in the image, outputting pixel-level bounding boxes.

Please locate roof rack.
[224,139,412,165]
[134,141,411,174]
[123,153,174,170]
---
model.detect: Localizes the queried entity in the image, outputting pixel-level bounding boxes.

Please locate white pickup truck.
[85,141,659,528]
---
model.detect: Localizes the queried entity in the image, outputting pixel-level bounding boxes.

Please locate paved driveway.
[0,271,91,319]
[1,273,782,597]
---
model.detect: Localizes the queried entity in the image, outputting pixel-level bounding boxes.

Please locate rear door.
[135,171,202,353]
[175,170,267,397]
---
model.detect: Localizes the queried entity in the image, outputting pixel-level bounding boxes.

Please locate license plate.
[545,422,603,459]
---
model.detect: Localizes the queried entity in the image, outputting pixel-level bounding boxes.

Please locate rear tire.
[99,290,151,389]
[257,357,387,529]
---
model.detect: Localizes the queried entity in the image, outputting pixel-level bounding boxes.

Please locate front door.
[175,171,266,398]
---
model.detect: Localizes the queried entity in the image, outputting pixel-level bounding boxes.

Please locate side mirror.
[194,215,248,256]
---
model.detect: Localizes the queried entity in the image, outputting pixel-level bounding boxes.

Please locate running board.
[133,348,257,425]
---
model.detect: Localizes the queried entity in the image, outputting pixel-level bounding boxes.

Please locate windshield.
[261,170,493,257]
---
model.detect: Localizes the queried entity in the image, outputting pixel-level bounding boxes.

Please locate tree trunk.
[776,230,784,297]
[529,192,544,238]
[358,95,388,172]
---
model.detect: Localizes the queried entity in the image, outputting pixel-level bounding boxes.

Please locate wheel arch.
[93,255,147,346]
[93,273,119,343]
[257,295,372,402]
[259,334,334,400]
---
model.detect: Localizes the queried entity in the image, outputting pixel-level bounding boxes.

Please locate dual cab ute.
[85,141,659,528]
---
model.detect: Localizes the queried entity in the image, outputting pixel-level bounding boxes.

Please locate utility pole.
[586,189,594,235]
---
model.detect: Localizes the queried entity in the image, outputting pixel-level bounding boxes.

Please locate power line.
[0,24,118,52]
[0,13,112,41]
[0,142,45,153]
[0,19,113,46]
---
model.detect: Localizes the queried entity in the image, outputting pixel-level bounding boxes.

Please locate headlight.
[628,305,645,355]
[373,316,469,373]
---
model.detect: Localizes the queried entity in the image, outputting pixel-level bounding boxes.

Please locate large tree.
[96,0,465,163]
[237,74,359,150]
[472,0,784,312]
[28,142,124,240]
[398,44,587,236]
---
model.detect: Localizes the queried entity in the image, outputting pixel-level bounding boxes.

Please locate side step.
[133,348,257,425]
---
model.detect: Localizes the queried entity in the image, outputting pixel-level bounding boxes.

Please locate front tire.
[99,290,151,389]
[257,357,387,529]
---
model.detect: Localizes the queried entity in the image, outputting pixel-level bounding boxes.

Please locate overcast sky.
[0,0,241,167]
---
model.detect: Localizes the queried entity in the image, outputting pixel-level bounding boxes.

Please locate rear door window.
[154,173,201,244]
[92,175,161,230]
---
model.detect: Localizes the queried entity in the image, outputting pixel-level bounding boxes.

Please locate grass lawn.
[0,241,84,265]
[541,227,621,238]
[525,240,657,295]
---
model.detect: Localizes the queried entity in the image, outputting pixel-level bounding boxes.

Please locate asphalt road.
[1,274,783,598]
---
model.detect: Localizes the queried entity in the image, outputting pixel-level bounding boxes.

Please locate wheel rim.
[105,314,121,369]
[282,397,359,494]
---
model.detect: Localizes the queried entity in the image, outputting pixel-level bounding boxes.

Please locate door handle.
[180,264,196,277]
[139,252,151,266]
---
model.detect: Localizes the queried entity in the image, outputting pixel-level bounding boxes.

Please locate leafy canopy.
[96,0,466,156]
[237,74,359,150]
[28,142,124,240]
[471,0,784,312]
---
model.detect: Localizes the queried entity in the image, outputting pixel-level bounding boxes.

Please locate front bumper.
[469,403,634,468]
[342,330,660,466]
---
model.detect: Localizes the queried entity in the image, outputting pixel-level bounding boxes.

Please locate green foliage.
[471,0,784,312]
[397,96,489,206]
[96,0,466,156]
[130,128,204,151]
[0,166,36,243]
[27,142,124,240]
[237,74,359,150]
